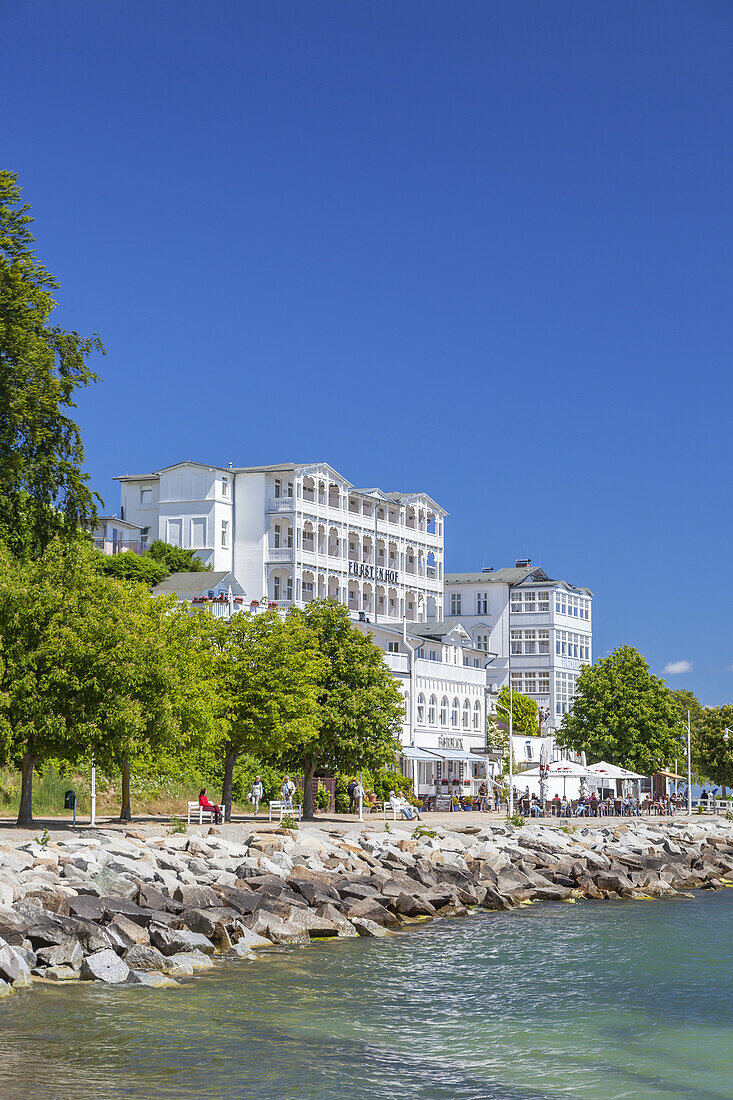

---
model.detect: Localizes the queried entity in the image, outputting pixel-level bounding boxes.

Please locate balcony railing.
[266,497,295,512]
[267,547,294,561]
[94,538,146,556]
[383,652,409,674]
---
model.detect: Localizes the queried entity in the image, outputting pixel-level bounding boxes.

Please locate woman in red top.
[199,788,222,824]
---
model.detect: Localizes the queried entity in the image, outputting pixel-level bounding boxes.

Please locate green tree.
[0,539,209,825]
[496,686,538,735]
[96,539,211,587]
[0,172,104,557]
[283,601,405,820]
[145,539,210,574]
[214,609,322,821]
[695,705,733,792]
[555,645,683,774]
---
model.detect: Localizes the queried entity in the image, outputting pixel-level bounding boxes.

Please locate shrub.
[508,811,525,828]
[315,784,331,812]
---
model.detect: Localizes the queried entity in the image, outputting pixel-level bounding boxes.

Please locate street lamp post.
[686,712,692,817]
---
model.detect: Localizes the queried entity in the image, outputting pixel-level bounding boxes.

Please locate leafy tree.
[96,550,168,586]
[555,645,683,774]
[695,705,733,792]
[0,539,210,824]
[214,609,322,822]
[145,540,210,574]
[496,686,538,735]
[281,600,405,820]
[0,171,104,557]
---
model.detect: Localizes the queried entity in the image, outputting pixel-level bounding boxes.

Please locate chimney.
[515,558,532,568]
[482,566,494,573]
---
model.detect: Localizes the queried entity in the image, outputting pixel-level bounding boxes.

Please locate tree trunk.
[221,746,238,823]
[302,757,317,821]
[16,752,35,827]
[119,758,132,822]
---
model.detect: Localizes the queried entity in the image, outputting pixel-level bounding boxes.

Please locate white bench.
[187,801,220,825]
[268,801,303,822]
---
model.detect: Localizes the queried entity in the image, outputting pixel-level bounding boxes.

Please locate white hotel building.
[444,563,593,733]
[116,460,446,624]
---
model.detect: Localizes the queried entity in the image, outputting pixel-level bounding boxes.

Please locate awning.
[430,748,477,762]
[399,747,442,761]
[655,769,685,780]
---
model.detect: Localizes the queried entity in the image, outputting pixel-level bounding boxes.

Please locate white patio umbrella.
[521,759,594,797]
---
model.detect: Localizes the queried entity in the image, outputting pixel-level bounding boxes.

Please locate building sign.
[438,736,464,749]
[348,560,399,584]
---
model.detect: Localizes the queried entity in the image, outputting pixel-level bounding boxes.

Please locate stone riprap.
[1,818,733,996]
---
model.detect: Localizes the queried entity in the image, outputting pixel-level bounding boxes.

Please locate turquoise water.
[2,891,733,1099]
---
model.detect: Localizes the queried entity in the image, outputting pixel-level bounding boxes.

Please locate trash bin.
[64,790,76,810]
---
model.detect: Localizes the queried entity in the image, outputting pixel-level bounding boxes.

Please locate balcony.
[267,547,294,562]
[383,652,409,674]
[93,538,146,556]
[415,658,487,686]
[266,497,295,512]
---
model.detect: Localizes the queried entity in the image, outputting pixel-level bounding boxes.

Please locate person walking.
[249,776,264,818]
[347,777,358,814]
[478,780,488,812]
[352,778,366,816]
[281,775,296,809]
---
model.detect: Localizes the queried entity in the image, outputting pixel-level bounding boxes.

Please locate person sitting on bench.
[199,787,222,824]
[389,791,420,820]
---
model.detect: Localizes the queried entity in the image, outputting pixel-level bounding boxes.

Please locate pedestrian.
[281,775,296,809]
[352,778,366,815]
[347,777,358,814]
[249,775,264,817]
[478,780,488,812]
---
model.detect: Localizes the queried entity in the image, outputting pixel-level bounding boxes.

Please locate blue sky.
[4,1,733,703]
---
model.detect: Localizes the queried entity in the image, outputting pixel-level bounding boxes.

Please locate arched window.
[451,697,460,728]
[417,693,425,723]
[403,691,410,721]
[473,699,482,730]
[462,700,471,729]
[428,695,437,725]
[440,696,449,726]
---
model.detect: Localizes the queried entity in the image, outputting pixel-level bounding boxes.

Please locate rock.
[126,970,180,987]
[109,914,150,946]
[101,897,154,925]
[0,941,32,985]
[67,896,106,921]
[21,888,69,915]
[149,926,216,956]
[173,884,220,909]
[137,884,171,912]
[0,979,12,997]
[232,927,271,950]
[80,949,131,984]
[0,911,28,946]
[167,951,214,972]
[346,897,401,928]
[393,892,436,917]
[246,910,309,945]
[36,940,83,969]
[91,870,139,900]
[124,944,173,972]
[45,965,81,981]
[352,917,392,937]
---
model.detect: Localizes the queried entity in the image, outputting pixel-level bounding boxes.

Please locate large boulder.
[36,940,84,969]
[137,884,172,912]
[108,914,150,946]
[0,910,28,947]
[0,940,32,985]
[346,898,401,928]
[126,970,179,987]
[173,884,221,909]
[149,926,216,957]
[81,948,131,984]
[124,944,173,972]
[67,896,106,922]
[351,916,392,937]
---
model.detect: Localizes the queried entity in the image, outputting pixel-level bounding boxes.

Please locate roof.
[445,567,550,585]
[407,619,474,642]
[152,571,241,597]
[97,516,143,531]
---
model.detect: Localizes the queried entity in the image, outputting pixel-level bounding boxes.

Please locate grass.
[0,765,255,820]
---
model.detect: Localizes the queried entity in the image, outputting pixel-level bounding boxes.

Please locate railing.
[267,547,293,561]
[266,497,295,512]
[93,538,145,556]
[415,658,487,686]
[383,652,409,674]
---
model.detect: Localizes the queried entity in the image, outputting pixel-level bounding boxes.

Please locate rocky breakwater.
[2,817,733,996]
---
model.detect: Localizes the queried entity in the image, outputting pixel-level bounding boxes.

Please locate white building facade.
[117,461,446,624]
[444,562,592,732]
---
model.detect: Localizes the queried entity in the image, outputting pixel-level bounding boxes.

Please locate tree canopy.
[0,539,211,824]
[96,539,211,586]
[281,600,405,819]
[695,705,733,790]
[0,171,104,557]
[555,645,683,773]
[496,686,538,735]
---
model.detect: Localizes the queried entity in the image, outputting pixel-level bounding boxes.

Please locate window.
[476,591,488,615]
[273,524,281,548]
[440,696,449,726]
[274,478,281,498]
[555,630,591,662]
[538,629,549,654]
[191,518,206,549]
[222,477,229,498]
[428,695,437,724]
[451,697,460,728]
[286,576,292,601]
[404,692,410,720]
[417,693,425,724]
[525,741,534,761]
[167,519,182,547]
[555,671,578,715]
[450,593,461,615]
[388,641,399,654]
[473,700,481,730]
[462,700,471,729]
[221,520,229,549]
[476,633,490,652]
[537,591,550,612]
[287,482,293,498]
[140,487,152,505]
[273,576,280,599]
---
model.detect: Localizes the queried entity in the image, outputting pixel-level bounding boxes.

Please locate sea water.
[1,890,732,1100]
